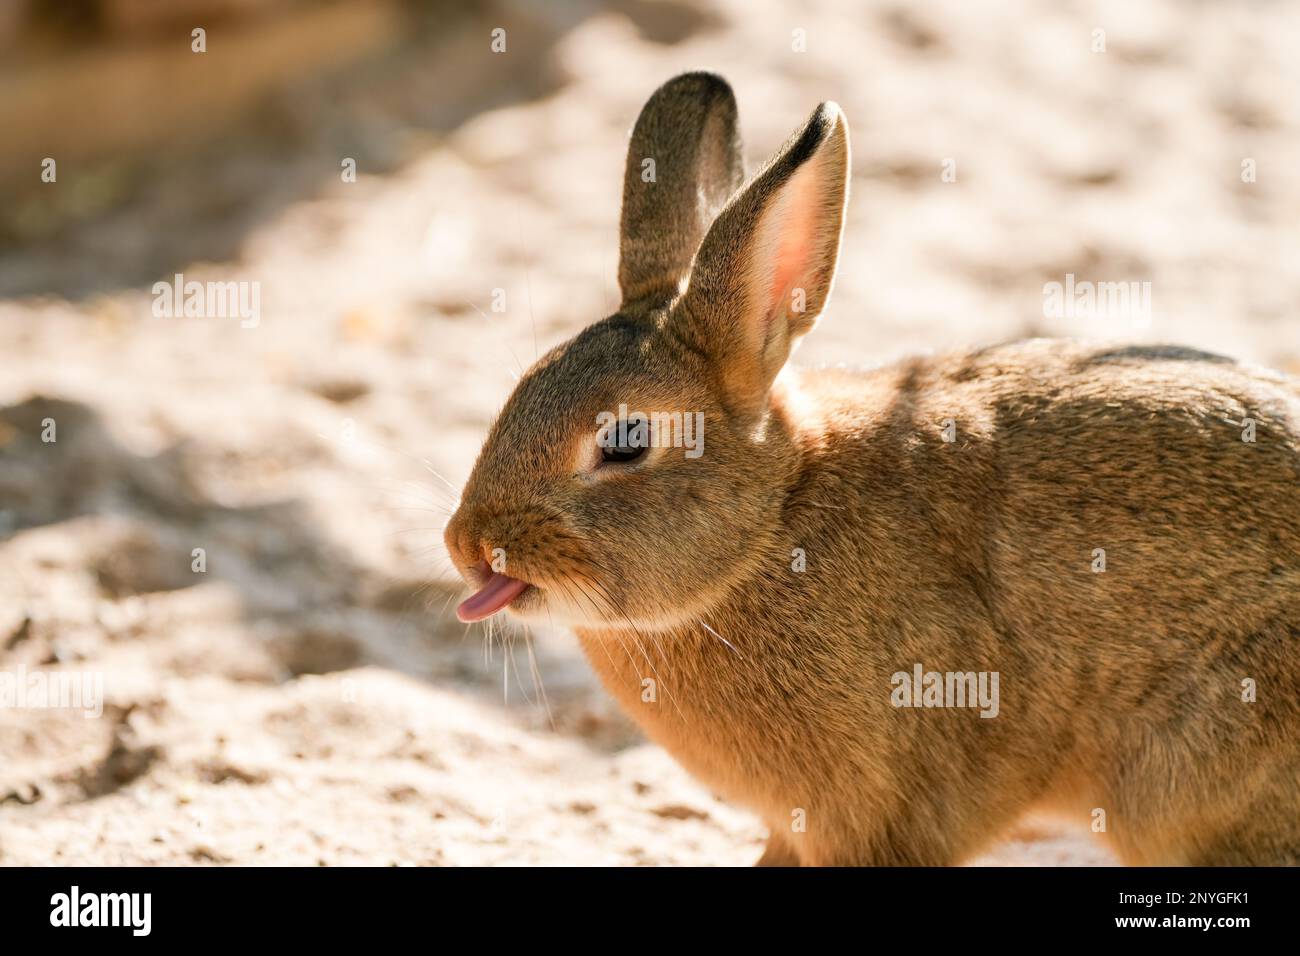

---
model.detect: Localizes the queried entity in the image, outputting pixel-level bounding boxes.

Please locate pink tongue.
[457,572,530,622]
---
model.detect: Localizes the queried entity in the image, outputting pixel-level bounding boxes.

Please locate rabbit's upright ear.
[673,103,849,420]
[618,72,744,314]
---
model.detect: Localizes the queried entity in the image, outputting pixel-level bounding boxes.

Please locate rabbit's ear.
[618,72,744,314]
[673,103,849,419]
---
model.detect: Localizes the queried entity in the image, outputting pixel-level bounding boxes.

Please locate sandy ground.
[2,0,1298,865]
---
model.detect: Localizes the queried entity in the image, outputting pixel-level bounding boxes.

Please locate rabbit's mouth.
[456,563,534,622]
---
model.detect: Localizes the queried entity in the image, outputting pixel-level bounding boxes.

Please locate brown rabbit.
[444,72,1300,866]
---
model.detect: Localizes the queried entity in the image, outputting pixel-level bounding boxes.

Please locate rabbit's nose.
[444,508,500,575]
[443,509,478,571]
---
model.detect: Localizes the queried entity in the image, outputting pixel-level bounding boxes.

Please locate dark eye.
[598,417,649,464]
[602,443,646,464]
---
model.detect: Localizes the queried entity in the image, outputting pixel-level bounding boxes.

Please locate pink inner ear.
[766,165,818,315]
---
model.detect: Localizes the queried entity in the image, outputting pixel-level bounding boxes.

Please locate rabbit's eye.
[597,417,649,465]
[602,443,646,464]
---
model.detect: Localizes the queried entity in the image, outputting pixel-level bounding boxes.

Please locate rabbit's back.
[791,338,1300,647]
[779,338,1300,749]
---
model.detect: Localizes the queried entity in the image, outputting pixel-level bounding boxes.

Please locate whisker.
[465,301,524,381]
[584,572,673,667]
[313,428,465,505]
[524,624,555,731]
[375,477,459,513]
[503,624,514,703]
[700,620,743,658]
[516,208,540,363]
[572,554,681,686]
[569,575,686,723]
[437,583,461,621]
[556,576,643,686]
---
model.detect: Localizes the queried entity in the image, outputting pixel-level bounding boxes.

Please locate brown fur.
[445,73,1300,865]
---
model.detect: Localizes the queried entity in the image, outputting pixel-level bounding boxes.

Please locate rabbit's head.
[446,72,849,631]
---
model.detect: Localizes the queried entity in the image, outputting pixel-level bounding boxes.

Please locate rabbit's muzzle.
[445,503,591,622]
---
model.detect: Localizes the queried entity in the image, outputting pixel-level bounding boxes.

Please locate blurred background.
[0,0,1296,865]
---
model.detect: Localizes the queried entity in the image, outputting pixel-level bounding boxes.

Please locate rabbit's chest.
[575,626,836,818]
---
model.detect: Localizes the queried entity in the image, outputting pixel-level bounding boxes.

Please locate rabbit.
[444,72,1300,866]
